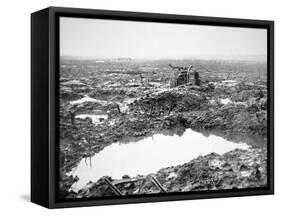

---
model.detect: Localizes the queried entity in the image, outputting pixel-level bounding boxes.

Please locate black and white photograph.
[0,0,279,213]
[59,17,268,199]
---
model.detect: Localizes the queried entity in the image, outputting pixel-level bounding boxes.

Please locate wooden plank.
[103,177,124,196]
[112,177,142,185]
[151,176,167,193]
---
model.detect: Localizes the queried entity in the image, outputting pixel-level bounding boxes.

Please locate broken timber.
[151,176,167,193]
[112,177,140,185]
[103,177,124,196]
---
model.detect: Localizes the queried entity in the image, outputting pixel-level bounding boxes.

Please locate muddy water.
[69,129,251,192]
[70,95,107,105]
[221,98,231,105]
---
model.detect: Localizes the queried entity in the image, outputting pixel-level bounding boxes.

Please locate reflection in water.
[119,127,186,144]
[69,129,250,192]
[198,129,266,149]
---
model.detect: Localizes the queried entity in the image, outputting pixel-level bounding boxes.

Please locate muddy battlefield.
[59,58,268,199]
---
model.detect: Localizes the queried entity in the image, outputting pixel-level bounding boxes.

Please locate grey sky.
[60,17,267,60]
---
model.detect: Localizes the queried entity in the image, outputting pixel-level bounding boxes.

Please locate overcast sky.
[60,17,267,60]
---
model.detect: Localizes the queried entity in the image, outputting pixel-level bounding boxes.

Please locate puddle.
[216,80,238,87]
[62,80,86,86]
[222,80,236,84]
[70,95,107,105]
[221,98,231,105]
[221,80,238,86]
[68,129,250,192]
[76,114,108,124]
[199,129,266,149]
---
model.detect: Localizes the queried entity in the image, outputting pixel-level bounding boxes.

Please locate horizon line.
[60,54,267,62]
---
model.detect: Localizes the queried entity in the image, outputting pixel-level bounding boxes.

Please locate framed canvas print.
[31,7,274,208]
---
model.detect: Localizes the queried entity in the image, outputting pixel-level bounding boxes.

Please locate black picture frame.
[31,6,274,209]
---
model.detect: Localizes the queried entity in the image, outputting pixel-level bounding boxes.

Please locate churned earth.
[59,60,267,199]
[63,148,266,198]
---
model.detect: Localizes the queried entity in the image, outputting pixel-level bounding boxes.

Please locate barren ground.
[59,59,267,199]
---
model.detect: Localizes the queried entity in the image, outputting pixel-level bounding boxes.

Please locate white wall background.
[0,0,279,214]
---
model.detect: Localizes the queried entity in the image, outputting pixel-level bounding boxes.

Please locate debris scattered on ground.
[59,59,267,198]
